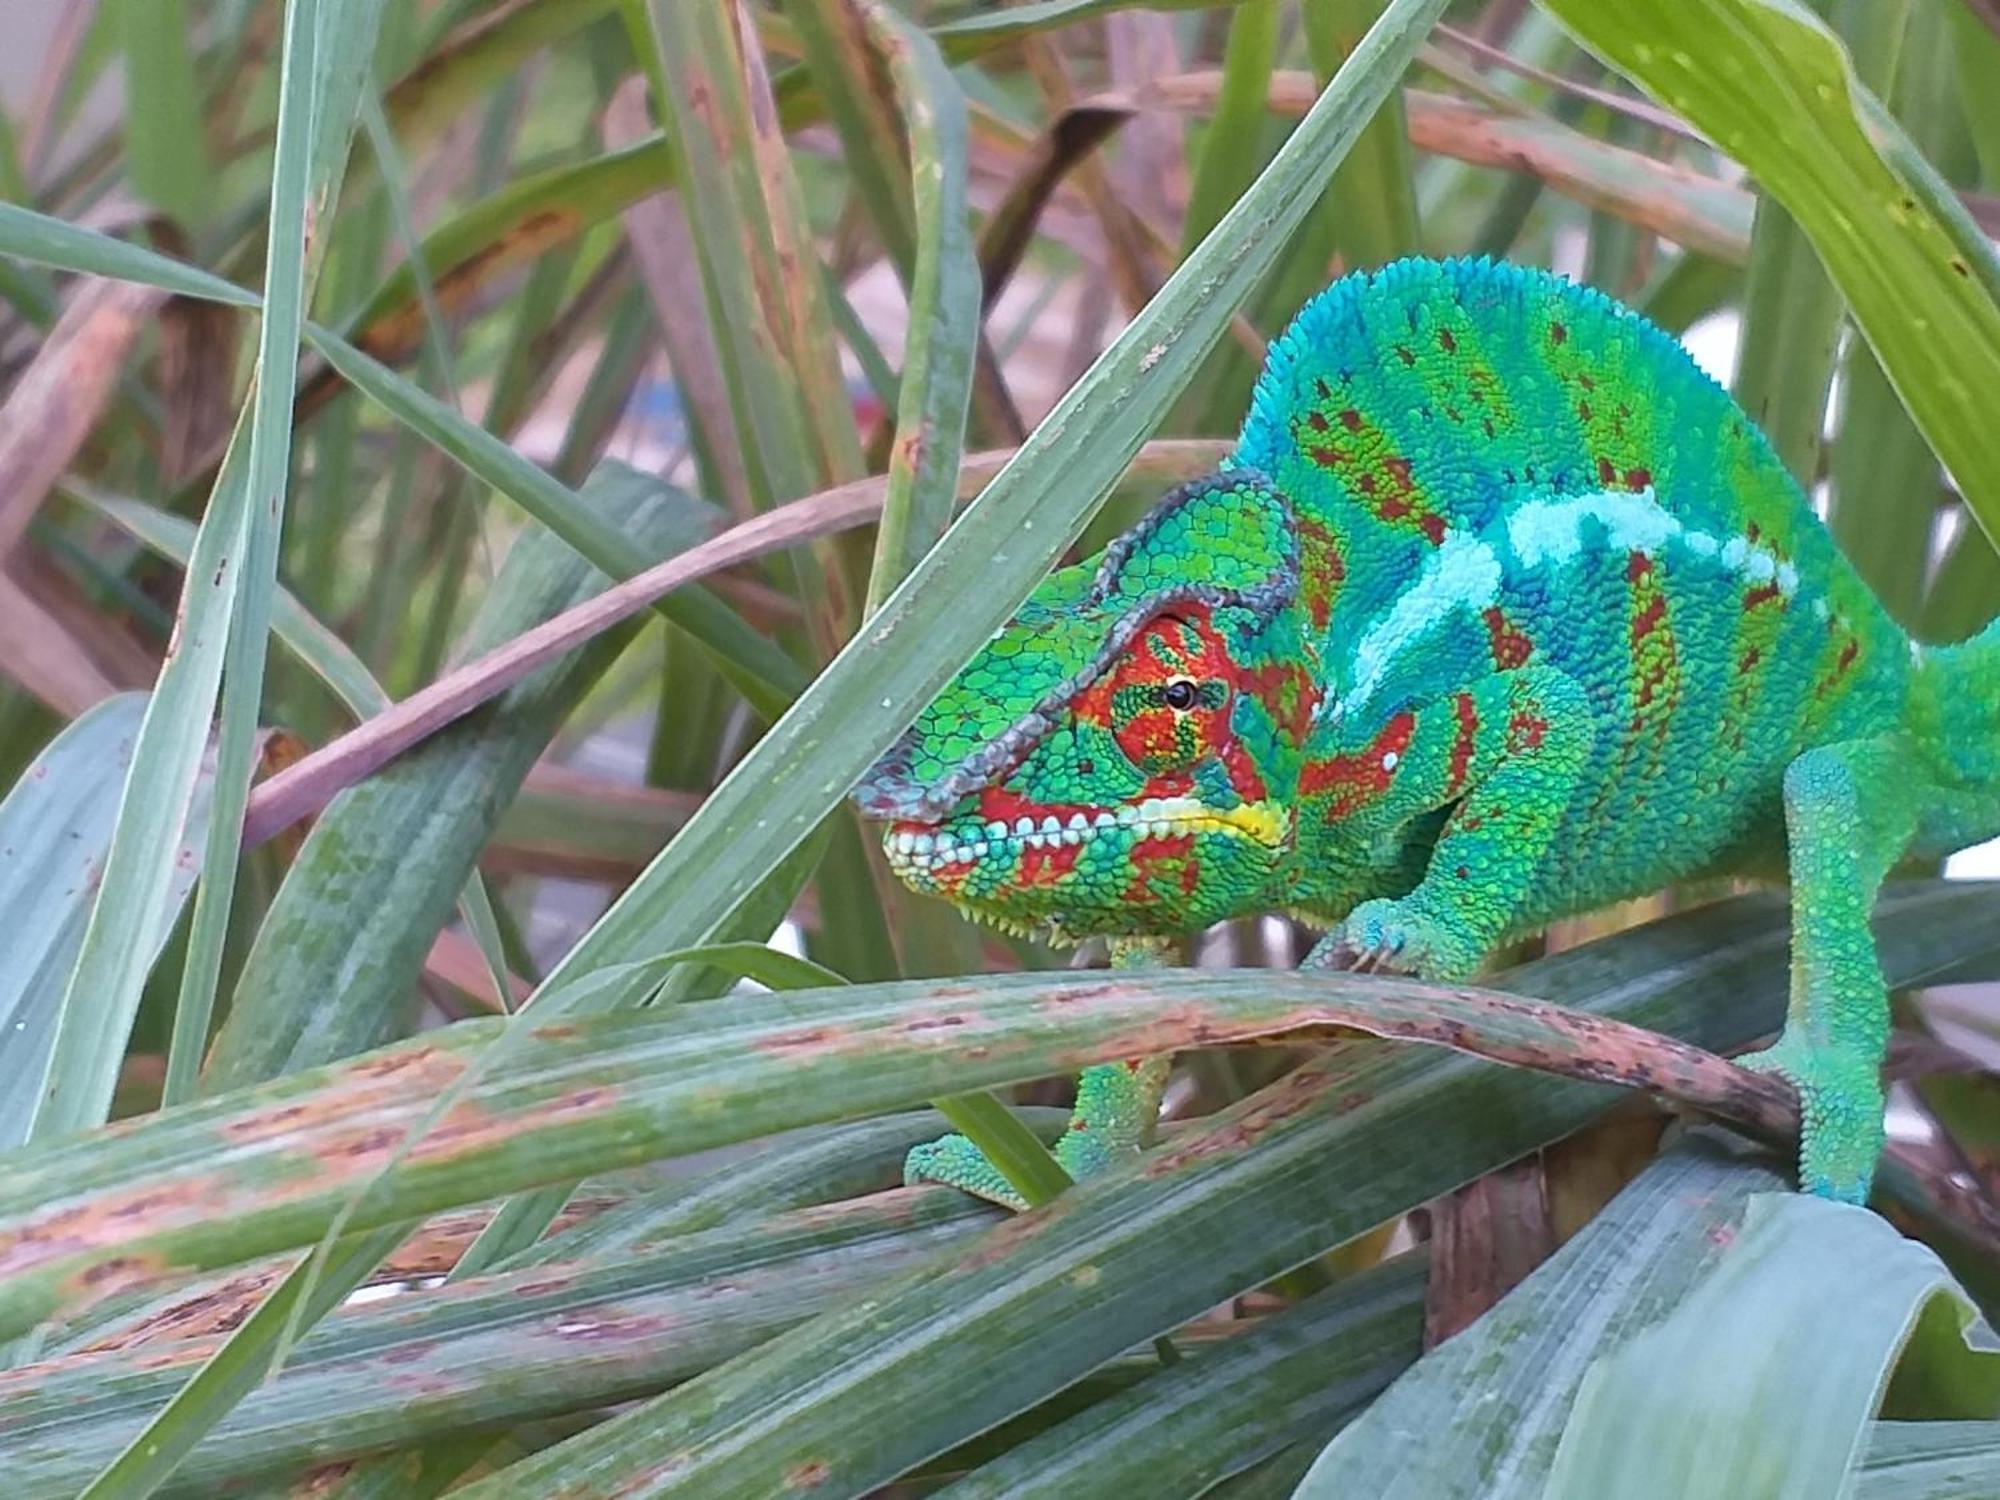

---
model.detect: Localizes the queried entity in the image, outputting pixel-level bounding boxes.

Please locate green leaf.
[0,203,258,307]
[6,1193,996,1499]
[78,1224,409,1500]
[935,1254,1426,1497]
[162,0,388,1124]
[201,466,713,1092]
[1178,0,1282,257]
[300,324,805,714]
[27,0,377,1143]
[859,6,978,613]
[1546,1188,2000,1497]
[1541,0,2000,547]
[1296,1133,2000,1500]
[1857,1422,2000,1500]
[0,697,212,1151]
[115,0,212,225]
[4,879,1991,1348]
[65,487,387,719]
[510,1109,1066,1269]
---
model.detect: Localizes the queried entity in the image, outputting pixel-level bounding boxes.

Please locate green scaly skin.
[855,258,2000,1209]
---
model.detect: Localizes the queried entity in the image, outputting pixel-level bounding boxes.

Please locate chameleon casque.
[853,256,2000,1209]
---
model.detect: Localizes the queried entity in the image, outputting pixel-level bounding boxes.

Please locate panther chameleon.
[853,256,2000,1209]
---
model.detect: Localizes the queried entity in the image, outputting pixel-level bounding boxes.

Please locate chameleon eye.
[1163,677,1199,711]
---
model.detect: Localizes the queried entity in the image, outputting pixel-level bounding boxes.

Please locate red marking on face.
[1506,711,1548,753]
[1550,321,1568,345]
[1482,607,1534,670]
[1125,833,1198,904]
[1307,410,1329,432]
[1339,408,1362,431]
[1448,691,1479,796]
[1019,839,1082,887]
[1438,327,1457,353]
[1396,345,1416,367]
[1738,646,1762,675]
[1596,456,1616,486]
[1835,638,1859,676]
[1742,582,1782,611]
[1300,712,1416,819]
[1627,466,1651,490]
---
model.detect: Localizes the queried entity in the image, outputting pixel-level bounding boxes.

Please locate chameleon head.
[854,473,1322,940]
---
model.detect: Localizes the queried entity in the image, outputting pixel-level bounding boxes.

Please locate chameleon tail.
[1913,613,2000,795]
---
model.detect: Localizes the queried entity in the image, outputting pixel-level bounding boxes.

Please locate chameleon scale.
[855,257,2000,1209]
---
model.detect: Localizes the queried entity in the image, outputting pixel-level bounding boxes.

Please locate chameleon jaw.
[882,794,1289,877]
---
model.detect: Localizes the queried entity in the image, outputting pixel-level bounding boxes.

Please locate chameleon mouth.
[883,794,1288,876]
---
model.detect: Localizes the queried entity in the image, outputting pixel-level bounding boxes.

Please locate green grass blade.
[1303,0,1423,270]
[1730,0,1907,488]
[1297,1137,1778,1498]
[1825,0,1960,632]
[300,325,806,713]
[509,1109,1064,1269]
[1919,521,2000,645]
[116,0,212,226]
[1178,0,1281,257]
[68,487,386,718]
[26,0,344,1143]
[653,0,865,506]
[1542,0,2000,545]
[8,1195,994,1498]
[76,1225,409,1500]
[201,467,712,1093]
[164,0,385,1117]
[437,891,1923,1498]
[0,697,211,1152]
[938,1255,1426,1497]
[1857,1422,2000,1499]
[860,5,978,613]
[0,202,259,307]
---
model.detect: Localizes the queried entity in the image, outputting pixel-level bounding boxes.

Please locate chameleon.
[853,256,2000,1209]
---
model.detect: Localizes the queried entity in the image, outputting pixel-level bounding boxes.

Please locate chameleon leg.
[905,937,1173,1209]
[1738,736,1923,1203]
[1307,666,1596,979]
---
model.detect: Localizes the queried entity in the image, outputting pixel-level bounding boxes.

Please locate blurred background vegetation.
[1,0,2000,1494]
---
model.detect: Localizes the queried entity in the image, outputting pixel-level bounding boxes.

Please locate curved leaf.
[1,883,1994,1344]
[0,696,210,1151]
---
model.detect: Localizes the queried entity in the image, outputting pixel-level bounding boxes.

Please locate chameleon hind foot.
[904,1132,1030,1211]
[1736,1034,1885,1205]
[904,1057,1172,1212]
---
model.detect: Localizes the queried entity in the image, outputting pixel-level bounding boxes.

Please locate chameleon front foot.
[906,1057,1171,1212]
[1303,897,1481,978]
[1737,1034,1885,1205]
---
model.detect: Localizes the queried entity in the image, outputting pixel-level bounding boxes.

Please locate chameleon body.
[855,257,2000,1207]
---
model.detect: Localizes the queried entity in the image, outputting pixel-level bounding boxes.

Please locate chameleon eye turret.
[857,256,2000,1212]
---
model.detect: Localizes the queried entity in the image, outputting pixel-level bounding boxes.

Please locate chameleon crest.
[857,257,2000,1210]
